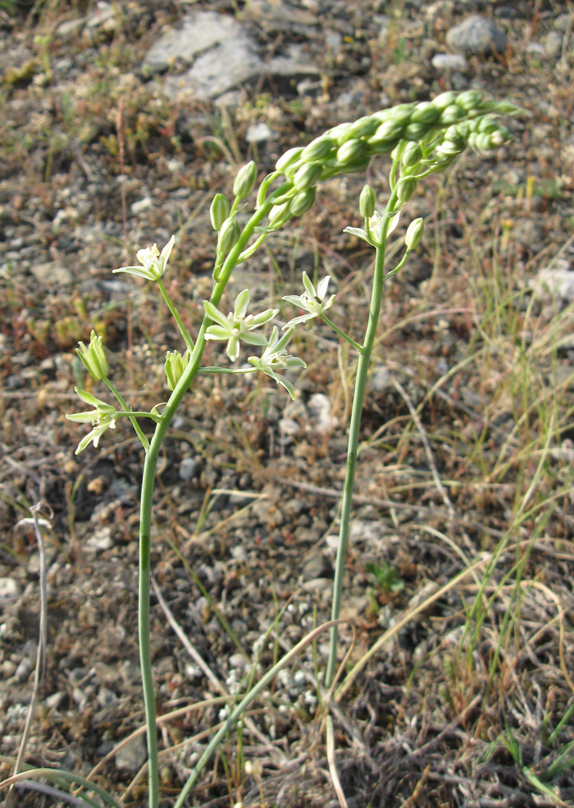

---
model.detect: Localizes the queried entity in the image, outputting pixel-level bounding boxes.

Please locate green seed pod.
[488,100,522,115]
[465,107,481,119]
[289,188,316,217]
[347,115,380,139]
[293,161,323,191]
[456,90,483,111]
[336,138,366,165]
[410,102,441,124]
[276,147,304,172]
[301,136,336,163]
[396,177,417,203]
[438,139,463,156]
[403,123,429,141]
[367,136,402,156]
[217,218,241,253]
[210,193,230,231]
[440,104,466,125]
[269,201,291,222]
[432,91,458,110]
[388,104,415,125]
[405,217,424,251]
[359,185,376,219]
[490,126,509,146]
[367,119,405,148]
[233,161,257,199]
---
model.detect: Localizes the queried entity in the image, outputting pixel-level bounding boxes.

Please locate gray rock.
[115,733,147,771]
[267,44,320,77]
[143,11,251,75]
[0,578,21,600]
[15,657,32,682]
[97,687,119,707]
[544,32,563,59]
[432,53,468,71]
[179,457,201,481]
[86,526,113,552]
[56,17,86,38]
[446,15,508,56]
[244,0,317,30]
[165,38,263,100]
[555,14,572,33]
[45,691,66,710]
[84,1,116,32]
[31,262,73,286]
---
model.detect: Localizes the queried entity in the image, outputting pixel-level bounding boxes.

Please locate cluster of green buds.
[259,90,519,231]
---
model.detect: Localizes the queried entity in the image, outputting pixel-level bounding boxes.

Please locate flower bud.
[165,349,190,391]
[405,218,424,251]
[401,142,422,167]
[217,218,241,254]
[301,136,335,162]
[410,102,441,124]
[439,104,466,125]
[210,193,230,231]
[432,91,458,110]
[403,123,429,141]
[456,90,483,111]
[76,331,108,381]
[388,104,415,125]
[347,116,380,139]
[233,161,257,199]
[336,138,366,165]
[293,161,323,191]
[269,201,291,222]
[276,147,303,172]
[338,154,371,174]
[478,117,498,134]
[289,188,316,217]
[396,177,417,203]
[359,185,376,219]
[328,122,353,143]
[367,119,404,148]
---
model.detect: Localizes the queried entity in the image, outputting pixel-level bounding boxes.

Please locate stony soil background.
[1,1,574,807]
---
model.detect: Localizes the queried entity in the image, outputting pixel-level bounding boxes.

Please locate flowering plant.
[24,91,522,808]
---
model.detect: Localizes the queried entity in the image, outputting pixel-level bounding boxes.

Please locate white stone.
[432,53,468,70]
[246,122,273,144]
[533,263,574,301]
[131,196,153,214]
[115,734,147,771]
[0,578,21,599]
[446,15,508,55]
[165,39,263,100]
[31,262,73,286]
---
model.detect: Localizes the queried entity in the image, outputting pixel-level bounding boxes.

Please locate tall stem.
[136,185,290,808]
[325,196,396,691]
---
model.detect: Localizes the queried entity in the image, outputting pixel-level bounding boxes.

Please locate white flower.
[344,209,400,247]
[67,388,117,454]
[283,272,335,328]
[204,289,278,362]
[113,235,175,282]
[248,327,306,399]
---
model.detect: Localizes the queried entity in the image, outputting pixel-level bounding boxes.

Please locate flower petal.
[204,300,231,330]
[234,289,250,318]
[317,275,331,300]
[302,272,315,298]
[159,235,175,272]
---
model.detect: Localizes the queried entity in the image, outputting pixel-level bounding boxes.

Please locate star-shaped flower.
[283,272,335,328]
[113,235,175,282]
[66,388,117,454]
[204,289,278,362]
[248,327,306,399]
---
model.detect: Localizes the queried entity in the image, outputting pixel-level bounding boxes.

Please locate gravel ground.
[1,1,574,806]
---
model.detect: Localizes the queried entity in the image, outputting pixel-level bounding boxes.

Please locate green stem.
[103,379,150,452]
[320,315,363,354]
[136,187,289,808]
[324,192,397,691]
[156,278,194,352]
